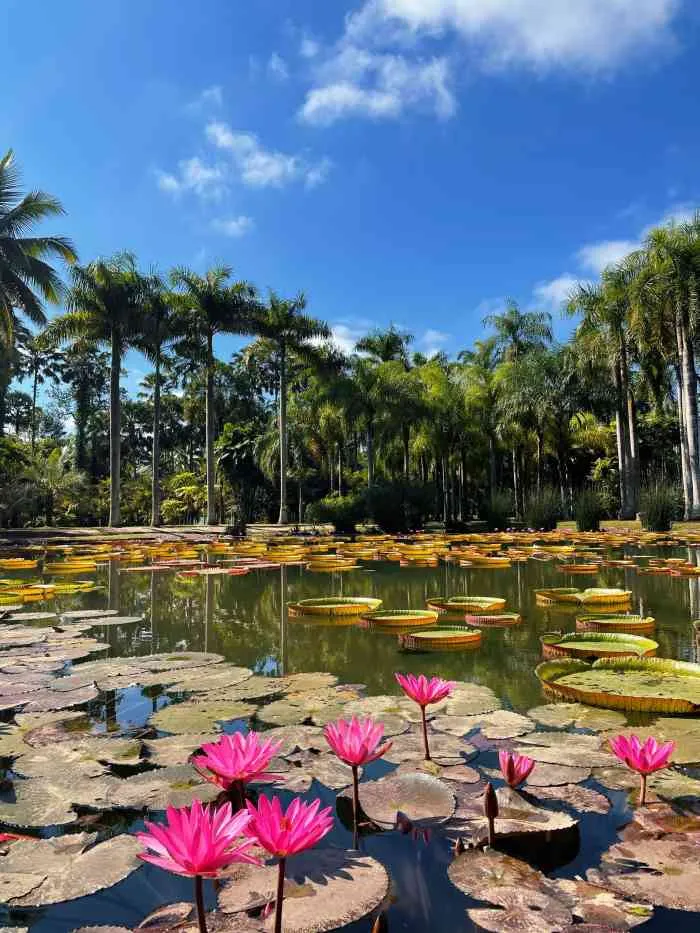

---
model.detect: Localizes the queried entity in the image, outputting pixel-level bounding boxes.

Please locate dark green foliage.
[480,489,513,530]
[364,481,435,533]
[524,486,561,531]
[640,483,680,532]
[305,493,364,533]
[575,488,604,531]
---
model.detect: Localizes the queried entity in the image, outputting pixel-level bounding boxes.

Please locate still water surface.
[8,547,700,932]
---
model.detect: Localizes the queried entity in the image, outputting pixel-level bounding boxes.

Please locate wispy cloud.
[533,274,584,311]
[155,157,226,199]
[576,240,639,275]
[211,215,254,237]
[267,52,289,81]
[419,328,451,358]
[300,35,320,59]
[206,122,331,189]
[186,85,224,112]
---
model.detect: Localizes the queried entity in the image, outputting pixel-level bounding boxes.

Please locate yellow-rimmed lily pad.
[287,597,382,616]
[398,626,482,651]
[536,657,700,713]
[541,631,658,660]
[576,614,656,635]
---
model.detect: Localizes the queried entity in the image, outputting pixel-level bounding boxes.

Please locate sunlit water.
[4,546,700,932]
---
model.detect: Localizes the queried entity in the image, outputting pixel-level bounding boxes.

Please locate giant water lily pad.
[82,615,142,627]
[359,771,456,826]
[218,847,389,932]
[5,611,58,622]
[589,833,700,911]
[106,764,219,810]
[542,631,658,660]
[149,699,256,734]
[527,702,627,731]
[2,832,141,907]
[537,657,700,713]
[61,609,120,620]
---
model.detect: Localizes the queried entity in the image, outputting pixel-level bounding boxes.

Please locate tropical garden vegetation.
[1,148,699,531]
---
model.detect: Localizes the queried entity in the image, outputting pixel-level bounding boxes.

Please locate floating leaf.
[106,764,219,810]
[525,762,591,787]
[383,731,476,766]
[142,733,219,768]
[527,702,627,731]
[149,700,256,734]
[218,847,389,932]
[2,832,141,907]
[532,785,610,814]
[359,771,456,826]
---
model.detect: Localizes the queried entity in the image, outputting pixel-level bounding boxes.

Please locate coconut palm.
[356,325,413,366]
[16,332,63,450]
[132,273,178,526]
[0,149,77,432]
[170,266,258,524]
[250,292,330,523]
[483,299,552,362]
[45,252,146,525]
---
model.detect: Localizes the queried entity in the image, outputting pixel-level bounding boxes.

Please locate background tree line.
[1,148,698,531]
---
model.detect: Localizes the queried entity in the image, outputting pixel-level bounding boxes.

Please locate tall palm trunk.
[366,417,375,489]
[676,364,692,519]
[277,343,288,524]
[151,350,161,526]
[488,434,497,494]
[205,330,216,525]
[620,340,639,513]
[535,429,544,492]
[441,456,448,523]
[31,367,38,452]
[109,333,121,527]
[678,312,700,516]
[512,447,520,519]
[402,424,410,480]
[614,360,632,518]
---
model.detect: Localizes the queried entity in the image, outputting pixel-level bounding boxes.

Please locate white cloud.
[267,52,289,81]
[206,122,330,189]
[533,274,585,310]
[211,215,254,237]
[348,0,681,71]
[300,51,455,125]
[186,85,224,112]
[155,157,226,199]
[419,328,451,357]
[300,35,320,59]
[577,239,639,274]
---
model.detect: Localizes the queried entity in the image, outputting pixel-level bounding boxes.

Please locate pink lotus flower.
[609,734,675,805]
[136,799,258,878]
[394,672,456,708]
[324,716,392,848]
[245,795,334,933]
[324,716,392,767]
[191,731,284,803]
[395,672,456,761]
[136,799,260,933]
[499,750,535,788]
[245,795,333,859]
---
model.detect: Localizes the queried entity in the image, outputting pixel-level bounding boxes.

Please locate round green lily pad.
[541,631,658,659]
[536,657,700,713]
[149,699,256,733]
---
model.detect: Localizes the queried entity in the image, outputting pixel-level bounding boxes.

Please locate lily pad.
[458,786,579,845]
[527,702,627,731]
[2,832,141,907]
[434,710,534,740]
[359,771,456,826]
[383,731,477,766]
[537,657,700,713]
[600,718,700,765]
[82,615,143,627]
[259,724,325,755]
[533,785,611,814]
[61,609,120,620]
[218,847,389,932]
[590,833,700,911]
[525,762,591,786]
[541,632,658,660]
[163,664,254,695]
[142,733,219,767]
[149,700,256,734]
[444,684,502,717]
[106,764,219,810]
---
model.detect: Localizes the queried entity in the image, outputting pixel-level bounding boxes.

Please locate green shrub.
[480,490,513,530]
[524,486,561,531]
[305,493,364,534]
[575,488,604,532]
[640,483,680,532]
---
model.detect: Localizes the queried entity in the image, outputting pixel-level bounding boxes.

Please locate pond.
[2,540,700,933]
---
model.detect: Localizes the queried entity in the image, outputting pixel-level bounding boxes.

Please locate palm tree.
[483,299,552,362]
[458,337,500,493]
[45,252,145,525]
[250,292,330,523]
[171,266,258,525]
[356,325,413,366]
[55,339,110,474]
[133,273,178,526]
[0,149,77,432]
[16,332,63,450]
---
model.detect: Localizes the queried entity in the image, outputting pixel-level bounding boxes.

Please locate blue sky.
[3,0,700,393]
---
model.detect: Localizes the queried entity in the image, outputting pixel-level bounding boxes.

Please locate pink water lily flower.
[191,731,284,806]
[324,716,392,767]
[324,716,392,848]
[395,672,456,761]
[137,799,259,933]
[245,795,334,933]
[499,750,535,788]
[394,672,456,708]
[609,734,675,805]
[137,799,258,877]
